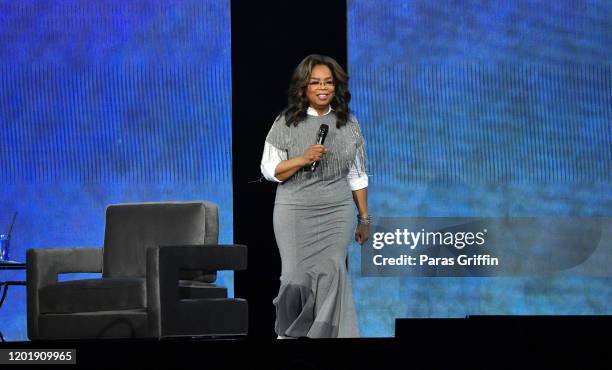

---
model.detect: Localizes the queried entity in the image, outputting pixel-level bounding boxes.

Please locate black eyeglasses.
[308,80,335,87]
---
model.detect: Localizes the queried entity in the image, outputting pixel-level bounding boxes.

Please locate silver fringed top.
[264,112,367,205]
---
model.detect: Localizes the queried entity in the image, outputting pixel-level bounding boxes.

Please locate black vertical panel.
[232,0,347,338]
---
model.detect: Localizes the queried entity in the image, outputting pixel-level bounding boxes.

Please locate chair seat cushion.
[179,280,227,299]
[39,278,146,314]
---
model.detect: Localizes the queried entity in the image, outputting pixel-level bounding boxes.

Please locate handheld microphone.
[310,124,329,172]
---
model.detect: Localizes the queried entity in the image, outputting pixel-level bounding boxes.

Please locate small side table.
[0,261,26,342]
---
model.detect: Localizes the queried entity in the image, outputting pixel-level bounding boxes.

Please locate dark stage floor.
[1,316,608,369]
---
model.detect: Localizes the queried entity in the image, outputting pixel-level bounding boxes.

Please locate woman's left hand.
[355,223,370,245]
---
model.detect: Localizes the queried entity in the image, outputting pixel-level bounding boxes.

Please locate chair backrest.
[102,201,218,278]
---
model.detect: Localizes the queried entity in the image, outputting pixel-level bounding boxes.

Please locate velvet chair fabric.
[27,201,247,340]
[147,245,248,338]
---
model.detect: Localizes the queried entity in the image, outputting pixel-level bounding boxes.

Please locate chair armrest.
[146,244,247,337]
[27,248,103,288]
[26,247,103,340]
[155,244,247,272]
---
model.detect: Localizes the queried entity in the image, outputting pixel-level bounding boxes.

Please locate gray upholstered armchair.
[26,201,248,340]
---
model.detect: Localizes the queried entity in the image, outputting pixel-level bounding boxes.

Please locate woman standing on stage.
[260,54,370,338]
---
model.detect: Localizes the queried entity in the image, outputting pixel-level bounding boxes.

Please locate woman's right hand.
[301,144,327,166]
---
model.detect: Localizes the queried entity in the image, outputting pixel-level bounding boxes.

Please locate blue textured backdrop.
[0,0,232,341]
[348,0,611,336]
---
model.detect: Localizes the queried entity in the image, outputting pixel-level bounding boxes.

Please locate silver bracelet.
[357,215,372,225]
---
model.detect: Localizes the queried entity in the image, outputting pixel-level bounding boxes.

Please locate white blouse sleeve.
[260,141,287,183]
[347,151,368,190]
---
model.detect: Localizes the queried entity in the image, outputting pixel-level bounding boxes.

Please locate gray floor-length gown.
[264,112,366,338]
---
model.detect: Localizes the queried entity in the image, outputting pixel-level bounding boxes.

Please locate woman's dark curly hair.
[283,54,351,129]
